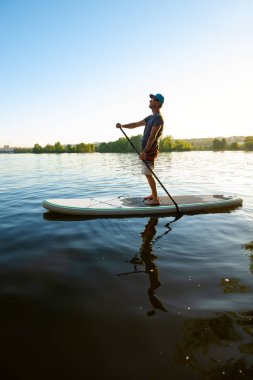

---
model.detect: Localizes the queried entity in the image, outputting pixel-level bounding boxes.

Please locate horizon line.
[0,135,248,149]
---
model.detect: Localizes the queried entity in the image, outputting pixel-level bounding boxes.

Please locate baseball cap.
[150,93,164,104]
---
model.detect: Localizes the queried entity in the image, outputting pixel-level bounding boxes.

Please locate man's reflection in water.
[139,217,168,316]
[119,217,172,316]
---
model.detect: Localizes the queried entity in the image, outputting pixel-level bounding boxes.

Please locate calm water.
[0,151,253,380]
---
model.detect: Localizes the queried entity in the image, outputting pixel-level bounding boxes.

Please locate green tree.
[75,143,95,153]
[88,144,95,153]
[66,144,74,153]
[97,142,109,152]
[13,148,33,153]
[33,143,43,153]
[213,138,220,151]
[173,139,192,151]
[76,143,85,153]
[221,138,226,150]
[244,136,253,151]
[128,135,142,153]
[54,141,65,153]
[160,135,173,152]
[114,137,128,152]
[213,138,226,151]
[44,144,55,153]
[229,142,239,151]
[97,135,141,153]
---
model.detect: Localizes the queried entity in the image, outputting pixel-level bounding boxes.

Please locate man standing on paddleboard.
[116,93,164,206]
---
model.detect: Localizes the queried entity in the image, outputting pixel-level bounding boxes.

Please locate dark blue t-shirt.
[142,113,164,150]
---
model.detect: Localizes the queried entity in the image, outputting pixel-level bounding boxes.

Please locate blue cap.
[150,93,164,104]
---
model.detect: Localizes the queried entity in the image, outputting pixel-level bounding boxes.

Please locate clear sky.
[0,0,252,147]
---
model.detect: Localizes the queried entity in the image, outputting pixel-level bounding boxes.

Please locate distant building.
[0,145,14,153]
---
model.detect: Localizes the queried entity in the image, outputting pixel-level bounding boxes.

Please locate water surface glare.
[0,152,253,379]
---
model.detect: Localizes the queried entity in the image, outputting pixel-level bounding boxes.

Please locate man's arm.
[116,120,145,129]
[143,125,161,152]
[139,125,161,160]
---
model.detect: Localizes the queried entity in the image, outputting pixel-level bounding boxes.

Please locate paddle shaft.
[119,127,181,215]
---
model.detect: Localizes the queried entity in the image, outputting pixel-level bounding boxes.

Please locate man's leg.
[145,174,159,203]
[141,161,160,204]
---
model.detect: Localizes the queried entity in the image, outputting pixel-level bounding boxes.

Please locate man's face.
[149,97,159,109]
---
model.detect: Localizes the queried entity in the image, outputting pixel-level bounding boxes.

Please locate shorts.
[141,161,154,175]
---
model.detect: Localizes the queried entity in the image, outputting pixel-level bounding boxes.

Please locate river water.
[0,151,253,379]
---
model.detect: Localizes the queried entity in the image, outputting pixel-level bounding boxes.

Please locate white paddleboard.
[42,194,243,216]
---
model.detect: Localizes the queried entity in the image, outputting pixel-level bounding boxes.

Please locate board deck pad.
[121,195,225,207]
[42,194,243,216]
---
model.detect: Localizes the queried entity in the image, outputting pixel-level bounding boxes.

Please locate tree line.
[212,136,253,151]
[12,136,253,153]
[96,135,253,152]
[31,142,95,153]
[97,135,194,152]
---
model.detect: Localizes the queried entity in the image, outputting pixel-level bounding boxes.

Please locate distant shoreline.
[1,135,252,153]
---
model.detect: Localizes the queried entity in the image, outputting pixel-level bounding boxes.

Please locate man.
[116,93,164,205]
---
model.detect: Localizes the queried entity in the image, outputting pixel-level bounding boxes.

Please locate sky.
[0,0,253,147]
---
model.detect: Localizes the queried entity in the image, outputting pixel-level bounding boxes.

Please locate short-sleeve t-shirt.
[142,113,164,150]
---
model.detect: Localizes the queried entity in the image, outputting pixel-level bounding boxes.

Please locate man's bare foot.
[143,195,153,200]
[144,198,160,206]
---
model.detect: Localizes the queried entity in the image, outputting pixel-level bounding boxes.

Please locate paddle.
[119,127,181,216]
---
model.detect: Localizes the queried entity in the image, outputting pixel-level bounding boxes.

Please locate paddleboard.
[42,194,242,216]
